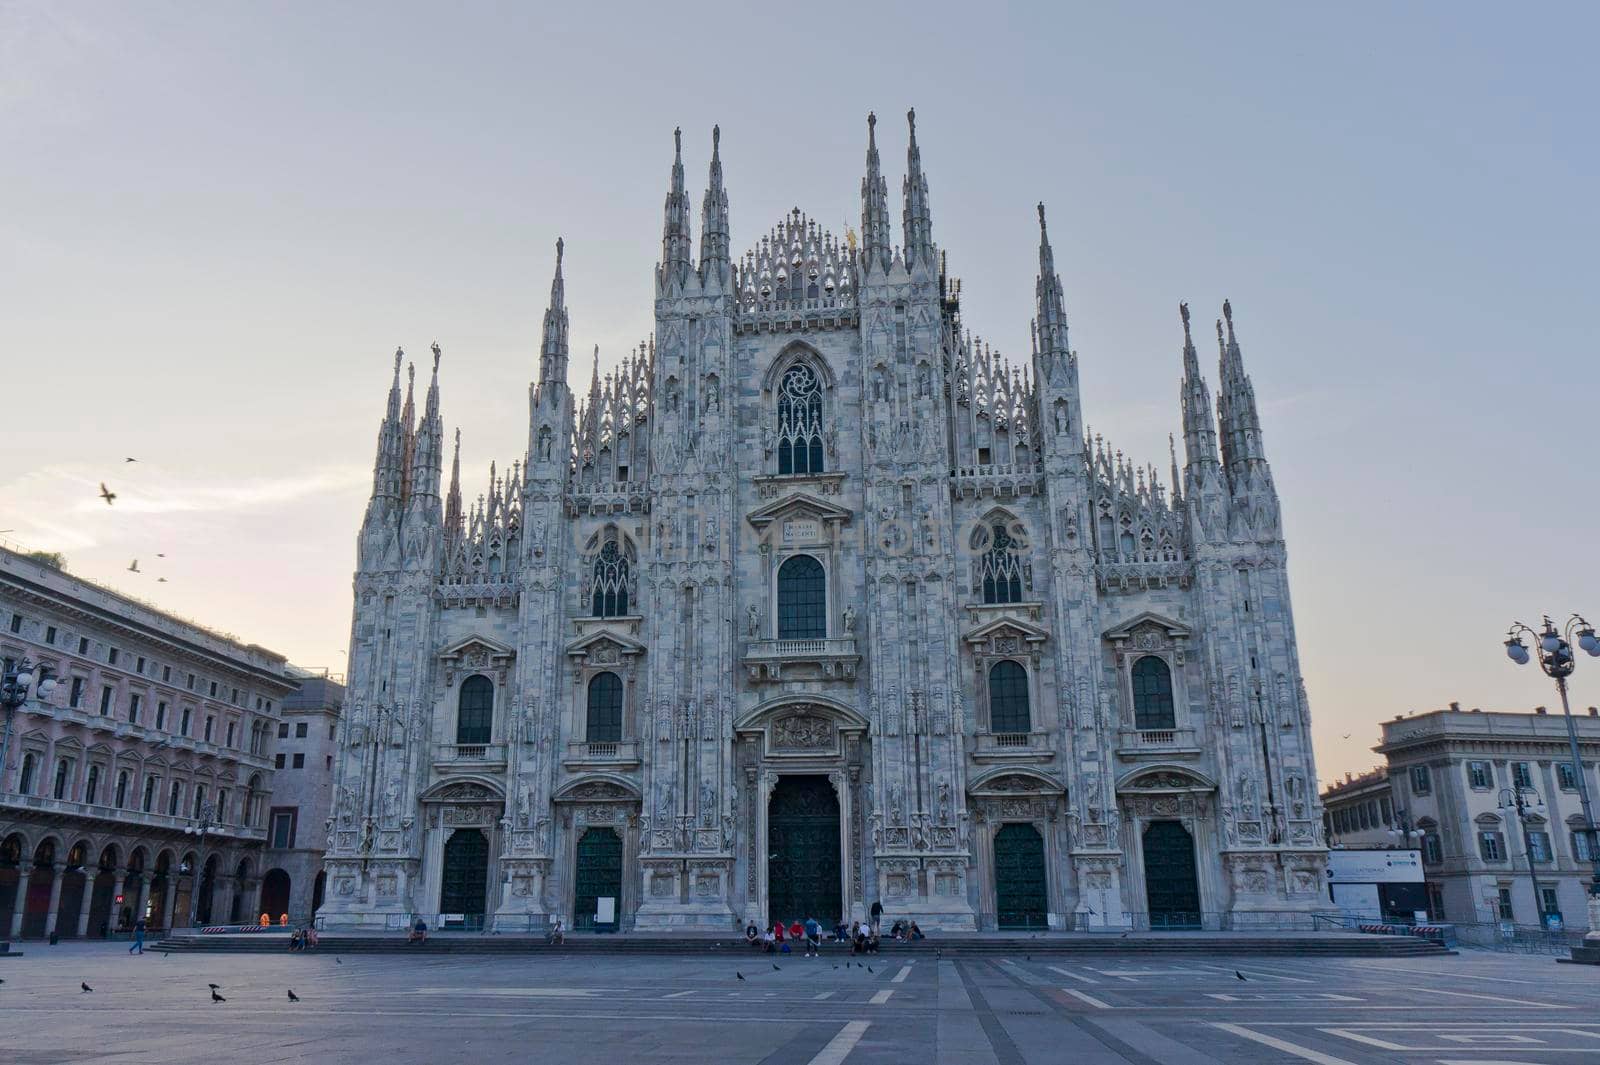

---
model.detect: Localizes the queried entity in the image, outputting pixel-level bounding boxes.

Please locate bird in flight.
[125,457,138,463]
[99,483,116,505]
[128,560,140,573]
[157,577,168,583]
[1341,733,1351,739]
[156,553,166,558]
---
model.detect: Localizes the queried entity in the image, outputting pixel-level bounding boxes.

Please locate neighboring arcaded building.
[257,672,343,924]
[321,113,1326,933]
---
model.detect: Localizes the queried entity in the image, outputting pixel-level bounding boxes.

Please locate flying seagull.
[156,553,166,558]
[125,457,138,463]
[1341,733,1351,739]
[157,577,168,583]
[128,560,140,573]
[99,484,116,505]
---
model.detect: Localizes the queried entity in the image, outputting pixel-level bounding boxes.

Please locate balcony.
[433,743,508,771]
[742,637,860,683]
[969,731,1054,763]
[1116,727,1202,759]
[562,740,642,771]
[0,793,267,841]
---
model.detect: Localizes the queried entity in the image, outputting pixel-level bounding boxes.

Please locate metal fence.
[1450,920,1588,955]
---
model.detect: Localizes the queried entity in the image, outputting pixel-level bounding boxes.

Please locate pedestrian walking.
[129,917,146,954]
[869,899,883,935]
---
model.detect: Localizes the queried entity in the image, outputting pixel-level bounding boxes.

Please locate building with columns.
[0,545,297,938]
[321,112,1326,933]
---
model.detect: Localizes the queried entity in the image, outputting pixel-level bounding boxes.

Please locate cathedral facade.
[319,113,1327,932]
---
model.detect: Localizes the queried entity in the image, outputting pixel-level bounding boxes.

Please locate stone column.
[241,878,261,922]
[210,875,234,926]
[42,864,66,937]
[110,871,127,931]
[8,868,32,937]
[160,879,177,931]
[135,877,151,925]
[75,873,97,937]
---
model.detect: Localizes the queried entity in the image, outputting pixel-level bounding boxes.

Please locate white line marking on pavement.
[413,987,597,997]
[662,990,696,998]
[1061,988,1112,1010]
[1211,1022,1360,1065]
[868,989,894,1004]
[891,965,912,983]
[813,991,834,1000]
[1412,987,1570,1009]
[1332,963,1543,986]
[1048,965,1100,985]
[1199,963,1312,984]
[807,1020,870,1065]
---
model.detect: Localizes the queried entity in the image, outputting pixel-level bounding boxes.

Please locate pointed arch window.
[1131,656,1176,731]
[19,752,36,795]
[586,672,623,743]
[977,521,1025,604]
[776,554,826,639]
[590,540,630,617]
[776,363,824,475]
[457,675,494,745]
[988,660,1031,734]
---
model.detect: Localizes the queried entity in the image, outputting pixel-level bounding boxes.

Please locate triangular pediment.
[564,628,647,660]
[962,616,1050,647]
[437,633,517,662]
[1103,611,1190,641]
[745,491,853,530]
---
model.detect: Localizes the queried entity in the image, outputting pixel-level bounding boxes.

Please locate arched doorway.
[1142,820,1200,929]
[767,775,841,926]
[573,828,622,931]
[196,856,218,925]
[260,869,291,922]
[23,840,57,938]
[0,834,24,935]
[229,860,251,924]
[56,842,90,937]
[439,829,489,921]
[148,851,173,930]
[310,870,326,916]
[88,846,118,937]
[993,824,1047,930]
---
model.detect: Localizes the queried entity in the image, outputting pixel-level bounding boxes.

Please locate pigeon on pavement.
[735,972,744,981]
[81,982,93,993]
[211,989,226,1003]
[287,989,299,1002]
[1235,971,1247,982]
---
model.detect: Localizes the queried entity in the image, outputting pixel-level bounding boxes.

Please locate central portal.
[767,775,841,926]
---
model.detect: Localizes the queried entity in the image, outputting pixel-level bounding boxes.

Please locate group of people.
[287,926,319,951]
[743,905,926,956]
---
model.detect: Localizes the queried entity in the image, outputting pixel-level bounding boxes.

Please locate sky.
[2,1,1596,784]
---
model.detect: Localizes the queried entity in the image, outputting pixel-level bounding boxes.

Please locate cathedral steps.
[153,932,1451,957]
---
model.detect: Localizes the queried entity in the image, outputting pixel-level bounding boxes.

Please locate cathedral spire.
[1215,299,1270,485]
[1033,202,1070,370]
[659,127,694,291]
[444,426,462,537]
[901,108,934,270]
[860,112,892,275]
[698,125,730,285]
[1178,301,1222,480]
[399,359,417,502]
[368,347,407,504]
[538,238,570,390]
[407,342,445,506]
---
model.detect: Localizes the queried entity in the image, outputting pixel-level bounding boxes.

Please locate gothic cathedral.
[320,112,1327,932]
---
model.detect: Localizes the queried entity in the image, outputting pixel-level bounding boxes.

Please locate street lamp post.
[1498,785,1550,928]
[183,802,217,930]
[1387,807,1425,850]
[1504,614,1600,945]
[1,658,56,952]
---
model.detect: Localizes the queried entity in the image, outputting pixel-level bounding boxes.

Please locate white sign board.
[1326,849,1423,884]
[596,897,616,925]
[1330,882,1382,919]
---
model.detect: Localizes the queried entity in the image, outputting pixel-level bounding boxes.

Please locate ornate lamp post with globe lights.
[1504,614,1600,948]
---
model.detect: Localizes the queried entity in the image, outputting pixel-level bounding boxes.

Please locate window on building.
[589,539,631,617]
[1527,830,1552,863]
[78,636,89,655]
[115,770,129,808]
[162,665,170,682]
[291,752,304,768]
[225,721,236,747]
[1357,803,1370,830]
[987,660,1031,734]
[586,672,623,743]
[84,764,101,804]
[18,753,37,794]
[270,811,295,849]
[1131,656,1177,731]
[1410,765,1432,794]
[192,784,207,819]
[1479,831,1504,861]
[1557,762,1579,791]
[142,776,158,812]
[53,758,71,799]
[325,755,332,770]
[1497,887,1514,920]
[1422,832,1443,864]
[457,675,494,745]
[776,555,826,639]
[1380,796,1393,823]
[186,673,195,691]
[45,625,56,645]
[216,788,230,823]
[977,522,1025,604]
[108,648,118,666]
[1573,830,1595,862]
[155,701,167,731]
[209,681,217,697]
[1468,761,1491,789]
[274,752,286,769]
[775,363,824,475]
[1513,762,1534,789]
[1426,882,1446,921]
[328,724,336,740]
[8,614,22,634]
[68,677,84,708]
[128,693,141,724]
[180,707,192,736]
[167,780,182,816]
[203,716,214,742]
[98,686,114,715]
[277,721,288,739]
[136,656,145,674]
[295,722,308,739]
[1540,887,1560,918]
[231,687,239,704]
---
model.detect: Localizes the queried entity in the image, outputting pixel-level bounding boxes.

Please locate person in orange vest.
[259,913,269,927]
[279,913,289,926]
